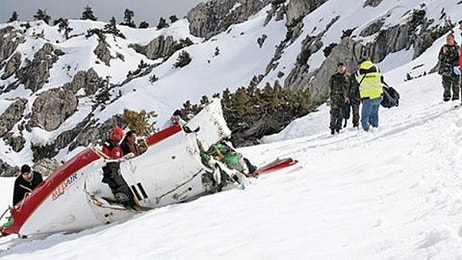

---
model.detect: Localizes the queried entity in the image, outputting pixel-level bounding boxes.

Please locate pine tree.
[271,0,286,7]
[173,51,192,68]
[149,74,158,84]
[103,17,125,38]
[33,9,51,24]
[200,95,210,105]
[294,88,313,116]
[323,43,337,57]
[57,18,73,39]
[139,21,149,29]
[8,11,19,23]
[183,100,192,111]
[233,87,251,117]
[81,5,97,21]
[121,9,136,28]
[169,15,179,24]
[105,17,117,32]
[157,17,168,29]
[249,75,259,88]
[222,88,232,107]
[181,37,194,46]
[182,82,314,147]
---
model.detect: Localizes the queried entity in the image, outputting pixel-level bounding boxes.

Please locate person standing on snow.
[12,164,43,205]
[101,126,135,207]
[342,68,361,129]
[355,57,384,132]
[438,33,460,102]
[347,72,361,129]
[328,62,350,135]
[459,21,462,88]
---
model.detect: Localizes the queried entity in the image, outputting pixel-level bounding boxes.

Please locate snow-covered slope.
[1,19,462,257]
[0,0,460,169]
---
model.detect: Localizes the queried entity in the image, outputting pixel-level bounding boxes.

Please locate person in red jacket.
[102,126,124,158]
[101,127,134,207]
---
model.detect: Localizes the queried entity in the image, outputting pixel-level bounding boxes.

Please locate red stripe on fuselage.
[2,148,101,235]
[146,125,182,146]
[3,126,182,236]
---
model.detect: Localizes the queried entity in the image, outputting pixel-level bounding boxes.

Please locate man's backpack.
[381,86,400,108]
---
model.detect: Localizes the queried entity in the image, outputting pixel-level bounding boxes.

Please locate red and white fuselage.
[1,99,237,237]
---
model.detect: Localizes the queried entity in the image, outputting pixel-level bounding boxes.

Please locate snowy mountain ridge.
[0,0,459,173]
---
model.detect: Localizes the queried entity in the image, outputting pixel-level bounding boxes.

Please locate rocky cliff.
[187,0,271,39]
[0,0,458,175]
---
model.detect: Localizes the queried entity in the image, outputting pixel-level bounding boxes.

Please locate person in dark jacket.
[120,130,140,157]
[346,74,361,128]
[329,62,350,134]
[101,127,135,207]
[438,33,460,102]
[13,164,43,205]
[162,109,186,129]
[459,20,462,69]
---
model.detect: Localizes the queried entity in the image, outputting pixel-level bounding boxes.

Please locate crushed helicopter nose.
[0,99,295,237]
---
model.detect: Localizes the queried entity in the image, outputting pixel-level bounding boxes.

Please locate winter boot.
[244,158,257,174]
[114,185,135,208]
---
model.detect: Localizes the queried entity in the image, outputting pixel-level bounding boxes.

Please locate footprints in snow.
[417,229,451,249]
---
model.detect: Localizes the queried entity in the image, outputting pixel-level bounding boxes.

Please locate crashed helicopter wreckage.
[0,98,297,238]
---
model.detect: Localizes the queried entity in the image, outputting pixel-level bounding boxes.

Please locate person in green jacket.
[346,73,361,128]
[208,141,257,175]
[438,33,460,102]
[329,62,350,134]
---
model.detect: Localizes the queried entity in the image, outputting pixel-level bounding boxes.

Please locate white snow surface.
[2,30,462,259]
[1,0,462,258]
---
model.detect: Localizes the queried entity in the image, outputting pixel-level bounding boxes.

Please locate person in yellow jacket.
[355,57,384,131]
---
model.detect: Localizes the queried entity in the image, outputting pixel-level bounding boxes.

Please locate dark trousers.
[102,162,134,206]
[330,103,343,131]
[342,103,360,128]
[442,75,460,101]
